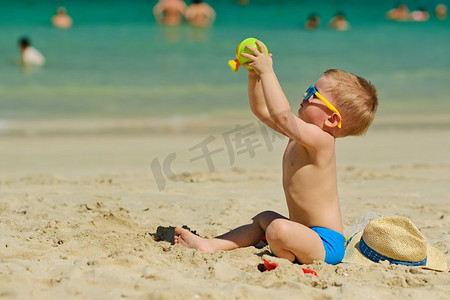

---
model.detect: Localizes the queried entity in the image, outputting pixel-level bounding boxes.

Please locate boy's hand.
[241,41,273,76]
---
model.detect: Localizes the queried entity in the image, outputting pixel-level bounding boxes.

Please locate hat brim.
[342,232,448,272]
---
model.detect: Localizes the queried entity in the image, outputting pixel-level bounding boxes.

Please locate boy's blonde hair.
[324,69,378,136]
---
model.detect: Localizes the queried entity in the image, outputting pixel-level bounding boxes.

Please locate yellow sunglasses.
[303,85,342,128]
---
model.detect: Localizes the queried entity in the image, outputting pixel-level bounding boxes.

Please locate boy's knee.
[265,219,290,244]
[256,210,278,218]
[253,210,278,223]
[254,211,282,228]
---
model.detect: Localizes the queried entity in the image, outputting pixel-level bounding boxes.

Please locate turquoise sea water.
[1,0,449,121]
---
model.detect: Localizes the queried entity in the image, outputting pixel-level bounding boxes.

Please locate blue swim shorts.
[310,226,345,265]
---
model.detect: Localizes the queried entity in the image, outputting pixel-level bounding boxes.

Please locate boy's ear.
[325,112,341,128]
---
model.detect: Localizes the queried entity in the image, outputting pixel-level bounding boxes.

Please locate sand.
[0,116,449,299]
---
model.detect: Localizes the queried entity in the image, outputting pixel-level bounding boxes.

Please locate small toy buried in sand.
[228,37,268,72]
[261,257,318,276]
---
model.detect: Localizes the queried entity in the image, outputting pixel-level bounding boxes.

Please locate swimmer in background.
[304,13,320,30]
[435,4,447,20]
[52,7,73,29]
[329,12,349,31]
[153,0,187,26]
[411,7,430,22]
[18,37,45,68]
[185,0,216,28]
[386,3,411,21]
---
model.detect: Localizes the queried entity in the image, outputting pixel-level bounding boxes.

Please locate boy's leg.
[265,219,325,264]
[174,210,286,253]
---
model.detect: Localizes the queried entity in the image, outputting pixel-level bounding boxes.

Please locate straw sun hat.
[342,216,448,271]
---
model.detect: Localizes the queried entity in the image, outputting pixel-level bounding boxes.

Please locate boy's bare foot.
[174,227,214,253]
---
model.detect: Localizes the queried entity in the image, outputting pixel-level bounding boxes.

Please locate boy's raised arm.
[243,43,329,149]
[248,72,287,136]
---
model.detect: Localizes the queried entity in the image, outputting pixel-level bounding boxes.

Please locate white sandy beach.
[0,116,449,299]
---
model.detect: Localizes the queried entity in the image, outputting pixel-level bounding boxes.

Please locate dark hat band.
[359,237,427,267]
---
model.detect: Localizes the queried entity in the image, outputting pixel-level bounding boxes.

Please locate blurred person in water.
[153,0,187,26]
[386,3,411,21]
[435,3,447,20]
[411,7,430,22]
[18,37,45,68]
[52,6,73,29]
[185,0,216,28]
[305,13,320,30]
[329,12,350,31]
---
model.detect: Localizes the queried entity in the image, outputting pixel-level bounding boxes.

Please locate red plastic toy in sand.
[261,257,318,276]
[262,257,278,271]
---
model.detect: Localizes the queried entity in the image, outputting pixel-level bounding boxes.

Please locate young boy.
[174,41,378,265]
